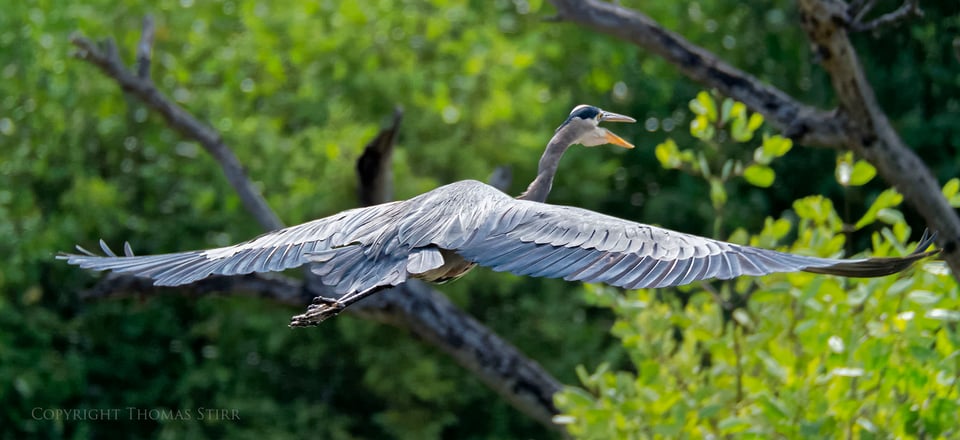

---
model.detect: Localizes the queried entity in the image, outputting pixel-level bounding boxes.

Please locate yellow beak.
[603,129,635,149]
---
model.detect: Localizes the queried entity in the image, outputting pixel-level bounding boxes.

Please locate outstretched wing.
[60,179,936,293]
[58,201,405,286]
[449,200,937,289]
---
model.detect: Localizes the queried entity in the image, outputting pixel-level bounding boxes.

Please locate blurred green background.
[2,0,958,438]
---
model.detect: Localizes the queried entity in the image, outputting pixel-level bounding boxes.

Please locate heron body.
[60,105,938,325]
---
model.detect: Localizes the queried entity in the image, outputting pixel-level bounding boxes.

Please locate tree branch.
[356,106,402,206]
[337,281,563,428]
[135,15,154,79]
[547,0,958,279]
[546,0,848,148]
[850,0,923,33]
[69,32,284,231]
[81,272,310,305]
[70,24,563,431]
[796,0,960,276]
[850,0,878,25]
[84,271,563,427]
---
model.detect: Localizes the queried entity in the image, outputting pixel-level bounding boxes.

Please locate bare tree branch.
[81,272,309,305]
[69,32,284,231]
[356,106,402,206]
[546,0,848,148]
[135,15,154,79]
[546,0,959,279]
[850,0,878,25]
[850,0,923,33]
[340,281,563,428]
[70,25,564,431]
[796,0,959,276]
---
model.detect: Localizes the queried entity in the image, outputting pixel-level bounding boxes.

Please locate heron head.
[557,104,636,149]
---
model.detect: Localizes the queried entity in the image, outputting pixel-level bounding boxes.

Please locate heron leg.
[311,295,339,305]
[290,285,390,327]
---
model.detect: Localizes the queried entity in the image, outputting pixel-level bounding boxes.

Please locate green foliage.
[652,92,798,235]
[836,152,878,188]
[3,0,631,438]
[2,0,957,438]
[556,93,958,439]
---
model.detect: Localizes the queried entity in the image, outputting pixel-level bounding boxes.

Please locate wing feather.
[450,198,935,290]
[593,254,642,284]
[58,201,404,286]
[652,259,688,288]
[61,179,936,295]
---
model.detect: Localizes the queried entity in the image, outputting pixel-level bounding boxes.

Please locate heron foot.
[289,300,345,327]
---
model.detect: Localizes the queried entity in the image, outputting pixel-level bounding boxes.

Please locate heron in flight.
[60,105,937,326]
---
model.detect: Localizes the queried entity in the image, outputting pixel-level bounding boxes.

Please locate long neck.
[518,127,578,202]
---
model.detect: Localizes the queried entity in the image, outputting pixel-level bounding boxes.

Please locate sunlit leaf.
[761,135,792,157]
[655,138,682,169]
[689,91,717,122]
[855,189,903,230]
[907,290,941,305]
[690,114,715,140]
[831,367,864,377]
[835,153,853,186]
[848,160,877,186]
[730,112,751,142]
[743,164,775,187]
[747,112,763,131]
[925,309,960,322]
[876,207,905,225]
[943,178,960,207]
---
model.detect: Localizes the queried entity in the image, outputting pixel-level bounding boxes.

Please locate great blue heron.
[60,105,937,325]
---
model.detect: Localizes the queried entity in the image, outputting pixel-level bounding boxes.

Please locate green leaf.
[697,152,711,177]
[720,98,734,125]
[710,178,727,209]
[689,91,717,122]
[907,290,941,305]
[655,138,682,169]
[743,164,775,187]
[943,178,960,207]
[747,112,764,131]
[876,207,904,225]
[757,393,790,420]
[925,309,960,322]
[732,309,754,329]
[848,160,877,186]
[854,189,903,230]
[943,177,959,198]
[690,115,715,141]
[720,159,734,180]
[753,146,772,165]
[793,195,837,224]
[718,417,751,433]
[762,135,793,157]
[730,113,751,142]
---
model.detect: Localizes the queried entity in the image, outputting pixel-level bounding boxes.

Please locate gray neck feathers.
[518,126,579,202]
